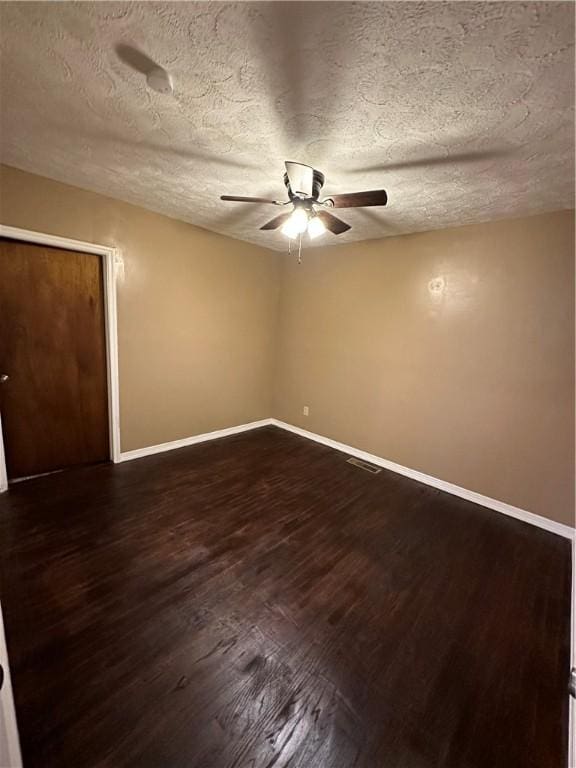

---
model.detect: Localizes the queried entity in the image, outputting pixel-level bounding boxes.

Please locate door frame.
[0,225,122,489]
[570,533,575,768]
[0,601,22,767]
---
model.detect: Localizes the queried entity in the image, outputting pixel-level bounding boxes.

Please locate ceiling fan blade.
[324,190,388,208]
[221,195,283,205]
[285,161,314,197]
[260,212,293,231]
[316,210,351,235]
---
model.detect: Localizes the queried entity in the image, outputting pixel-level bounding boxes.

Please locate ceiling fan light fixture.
[307,214,326,239]
[281,207,309,239]
[220,160,388,248]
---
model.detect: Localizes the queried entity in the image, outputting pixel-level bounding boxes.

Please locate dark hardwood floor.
[0,426,571,768]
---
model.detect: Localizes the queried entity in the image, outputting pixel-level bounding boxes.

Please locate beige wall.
[1,164,573,526]
[273,210,575,526]
[0,165,280,452]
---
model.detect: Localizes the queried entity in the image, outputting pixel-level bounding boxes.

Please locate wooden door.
[0,238,109,479]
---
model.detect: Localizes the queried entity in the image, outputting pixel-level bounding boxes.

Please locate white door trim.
[570,533,575,767]
[0,602,22,767]
[0,225,122,488]
[0,411,7,493]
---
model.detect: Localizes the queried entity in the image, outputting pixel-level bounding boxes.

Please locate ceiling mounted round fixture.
[146,66,173,95]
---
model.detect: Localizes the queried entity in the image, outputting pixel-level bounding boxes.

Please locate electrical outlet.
[303,406,309,416]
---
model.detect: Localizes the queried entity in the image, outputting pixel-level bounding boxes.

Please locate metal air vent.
[346,457,381,474]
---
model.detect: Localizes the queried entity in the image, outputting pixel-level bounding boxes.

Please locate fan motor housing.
[284,170,325,201]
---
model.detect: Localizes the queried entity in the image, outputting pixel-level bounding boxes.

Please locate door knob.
[0,374,9,383]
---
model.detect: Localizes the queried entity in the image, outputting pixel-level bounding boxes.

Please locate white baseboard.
[119,419,274,462]
[270,419,575,541]
[117,416,573,540]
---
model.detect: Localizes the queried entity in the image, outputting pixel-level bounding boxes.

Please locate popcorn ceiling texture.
[0,1,574,250]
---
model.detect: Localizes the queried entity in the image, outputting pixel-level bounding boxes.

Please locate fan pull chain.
[287,235,303,264]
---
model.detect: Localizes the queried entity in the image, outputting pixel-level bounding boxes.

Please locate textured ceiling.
[0,1,574,250]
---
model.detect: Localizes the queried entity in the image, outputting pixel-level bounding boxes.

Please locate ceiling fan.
[220,161,388,241]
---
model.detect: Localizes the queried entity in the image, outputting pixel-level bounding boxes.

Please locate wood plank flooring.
[0,426,571,768]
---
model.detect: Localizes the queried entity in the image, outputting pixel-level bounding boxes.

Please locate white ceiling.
[0,1,574,250]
